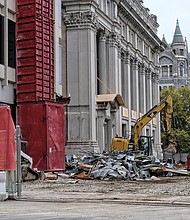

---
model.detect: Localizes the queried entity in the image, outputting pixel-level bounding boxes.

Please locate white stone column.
[98,32,107,94]
[107,33,118,93]
[152,72,157,106]
[139,64,146,114]
[126,52,132,138]
[146,69,152,111]
[122,52,128,103]
[132,59,139,112]
[115,45,122,136]
[97,113,105,153]
[64,10,99,153]
[152,69,161,158]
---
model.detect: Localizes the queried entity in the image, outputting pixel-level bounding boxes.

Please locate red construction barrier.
[17,101,65,171]
[0,106,16,171]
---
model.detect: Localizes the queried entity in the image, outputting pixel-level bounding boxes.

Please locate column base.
[66,141,100,156]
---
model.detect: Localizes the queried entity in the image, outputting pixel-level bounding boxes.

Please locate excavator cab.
[139,136,153,156]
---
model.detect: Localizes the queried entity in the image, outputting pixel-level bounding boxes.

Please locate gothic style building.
[62,0,165,158]
[160,20,190,89]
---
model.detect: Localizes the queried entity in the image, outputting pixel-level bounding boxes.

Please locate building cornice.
[118,1,165,52]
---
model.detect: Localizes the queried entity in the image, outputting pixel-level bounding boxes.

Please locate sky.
[143,0,190,47]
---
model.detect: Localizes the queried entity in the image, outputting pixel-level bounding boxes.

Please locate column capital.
[133,58,139,70]
[118,45,122,58]
[99,30,107,41]
[64,11,97,29]
[140,63,146,75]
[145,68,151,79]
[124,51,130,64]
[108,32,119,47]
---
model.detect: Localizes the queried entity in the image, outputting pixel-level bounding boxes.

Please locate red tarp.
[0,106,16,170]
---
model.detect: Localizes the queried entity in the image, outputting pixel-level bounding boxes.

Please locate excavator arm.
[131,95,173,149]
[112,95,176,153]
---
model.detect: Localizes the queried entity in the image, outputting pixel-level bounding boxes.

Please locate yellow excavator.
[112,95,177,155]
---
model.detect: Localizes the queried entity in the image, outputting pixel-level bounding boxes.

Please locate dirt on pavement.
[21,175,190,204]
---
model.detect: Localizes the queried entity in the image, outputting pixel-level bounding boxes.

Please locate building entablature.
[118,1,164,53]
[124,0,159,31]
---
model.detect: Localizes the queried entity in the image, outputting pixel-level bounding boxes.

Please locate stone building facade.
[62,0,165,158]
[0,0,16,121]
[160,20,190,89]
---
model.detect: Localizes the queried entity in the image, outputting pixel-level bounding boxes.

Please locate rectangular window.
[122,124,127,138]
[59,45,62,85]
[162,65,168,77]
[180,49,184,56]
[0,15,4,65]
[8,19,16,68]
[58,0,62,28]
[169,65,173,76]
[107,0,111,17]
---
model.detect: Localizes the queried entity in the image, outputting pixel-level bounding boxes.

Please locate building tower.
[160,19,190,89]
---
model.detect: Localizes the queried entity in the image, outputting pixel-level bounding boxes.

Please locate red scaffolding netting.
[0,106,16,170]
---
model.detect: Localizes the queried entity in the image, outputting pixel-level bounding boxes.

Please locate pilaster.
[98,31,107,94]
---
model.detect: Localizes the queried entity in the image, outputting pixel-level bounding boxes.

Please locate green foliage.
[160,86,190,153]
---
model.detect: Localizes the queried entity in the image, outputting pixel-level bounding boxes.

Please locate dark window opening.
[173,49,176,55]
[8,19,16,68]
[180,49,184,56]
[179,63,184,76]
[0,15,4,65]
[169,65,173,77]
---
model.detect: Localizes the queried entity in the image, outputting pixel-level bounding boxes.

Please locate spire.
[172,19,184,44]
[162,35,168,46]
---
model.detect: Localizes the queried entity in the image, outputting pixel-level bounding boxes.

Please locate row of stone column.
[97,30,160,139]
[98,31,120,95]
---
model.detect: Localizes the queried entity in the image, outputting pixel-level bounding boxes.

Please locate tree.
[160,86,190,153]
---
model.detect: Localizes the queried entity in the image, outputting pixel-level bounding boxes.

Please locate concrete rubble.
[65,151,189,180]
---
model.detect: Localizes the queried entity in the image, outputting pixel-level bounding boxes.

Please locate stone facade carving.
[64,11,97,29]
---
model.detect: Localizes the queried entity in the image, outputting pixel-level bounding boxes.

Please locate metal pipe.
[16,125,22,198]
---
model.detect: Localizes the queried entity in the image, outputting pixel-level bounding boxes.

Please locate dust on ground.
[22,175,190,198]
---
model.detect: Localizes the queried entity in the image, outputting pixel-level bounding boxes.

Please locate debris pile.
[65,151,186,180]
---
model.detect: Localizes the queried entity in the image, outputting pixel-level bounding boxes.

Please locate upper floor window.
[169,65,173,77]
[162,65,168,77]
[58,0,62,28]
[179,63,184,76]
[107,0,111,17]
[8,19,16,68]
[59,45,62,85]
[0,15,4,65]
[180,49,184,56]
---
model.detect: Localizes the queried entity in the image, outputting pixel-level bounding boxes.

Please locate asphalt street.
[0,200,190,220]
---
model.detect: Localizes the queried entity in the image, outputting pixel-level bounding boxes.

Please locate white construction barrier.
[0,171,7,201]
